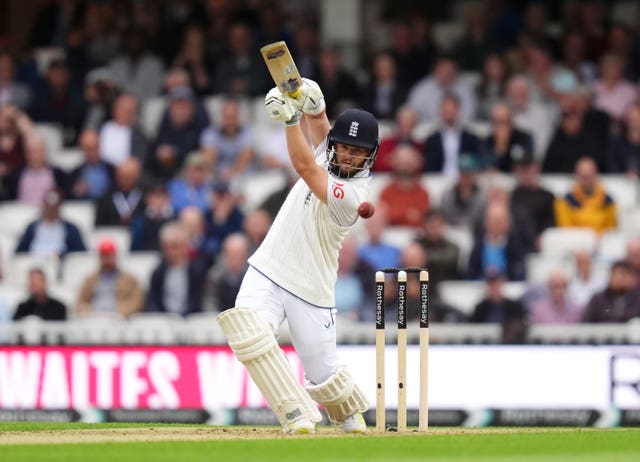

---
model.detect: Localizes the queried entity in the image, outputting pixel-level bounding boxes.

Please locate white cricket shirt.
[248,139,370,308]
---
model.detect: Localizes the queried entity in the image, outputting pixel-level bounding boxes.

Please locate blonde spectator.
[529,269,584,324]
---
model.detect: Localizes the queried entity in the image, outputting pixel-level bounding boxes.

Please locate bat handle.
[288,89,300,99]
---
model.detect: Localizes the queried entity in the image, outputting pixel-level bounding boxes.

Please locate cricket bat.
[260,41,302,98]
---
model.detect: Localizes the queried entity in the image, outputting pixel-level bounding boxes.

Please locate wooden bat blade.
[260,41,302,97]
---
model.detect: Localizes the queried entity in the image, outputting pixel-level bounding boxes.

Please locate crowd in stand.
[1,0,640,341]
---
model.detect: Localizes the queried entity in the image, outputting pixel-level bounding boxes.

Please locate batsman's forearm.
[285,124,316,175]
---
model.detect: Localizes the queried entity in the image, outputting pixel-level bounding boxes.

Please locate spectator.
[423,93,482,176]
[15,189,86,257]
[578,1,609,63]
[520,3,558,55]
[82,67,120,131]
[607,103,640,175]
[99,94,146,167]
[583,260,640,323]
[241,208,271,255]
[107,26,164,102]
[373,106,422,173]
[168,151,213,215]
[415,209,460,287]
[470,269,527,343]
[359,205,401,270]
[130,182,174,252]
[377,145,429,227]
[359,50,407,120]
[334,237,369,321]
[440,153,485,228]
[484,103,534,173]
[593,53,637,124]
[28,58,84,145]
[162,67,210,127]
[145,222,206,316]
[567,249,608,310]
[407,55,477,124]
[388,20,433,88]
[214,22,270,97]
[510,151,555,250]
[453,4,494,72]
[75,238,144,318]
[69,130,114,200]
[542,92,607,173]
[5,135,68,204]
[506,75,555,159]
[626,237,640,287]
[0,51,32,110]
[178,206,217,269]
[172,24,214,96]
[13,268,67,321]
[95,158,144,227]
[291,19,320,79]
[468,201,527,281]
[311,46,359,119]
[207,232,250,312]
[200,98,254,183]
[475,53,510,120]
[522,40,578,105]
[554,157,617,234]
[529,269,584,324]
[0,105,33,181]
[560,32,597,85]
[148,86,206,179]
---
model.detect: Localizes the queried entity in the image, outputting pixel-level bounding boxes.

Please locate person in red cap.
[75,237,144,317]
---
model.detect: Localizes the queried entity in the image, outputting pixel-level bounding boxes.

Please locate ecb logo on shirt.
[348,121,359,137]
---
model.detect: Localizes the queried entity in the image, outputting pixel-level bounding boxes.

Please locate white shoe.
[283,418,316,435]
[341,412,367,434]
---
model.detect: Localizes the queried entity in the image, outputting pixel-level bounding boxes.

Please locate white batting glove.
[265,87,301,126]
[290,78,326,116]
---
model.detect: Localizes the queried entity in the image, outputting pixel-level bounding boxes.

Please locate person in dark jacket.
[606,103,640,174]
[483,103,534,172]
[15,189,86,257]
[583,260,640,323]
[95,158,144,227]
[13,268,67,321]
[145,222,206,316]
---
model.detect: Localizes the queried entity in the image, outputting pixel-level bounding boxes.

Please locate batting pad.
[305,366,369,424]
[217,307,322,426]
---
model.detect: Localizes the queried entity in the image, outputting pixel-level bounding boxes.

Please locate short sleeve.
[326,176,361,227]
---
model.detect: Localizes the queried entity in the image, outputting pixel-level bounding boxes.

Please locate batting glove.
[289,78,326,116]
[265,87,301,126]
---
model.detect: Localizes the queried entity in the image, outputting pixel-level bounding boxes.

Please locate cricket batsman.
[217,78,379,434]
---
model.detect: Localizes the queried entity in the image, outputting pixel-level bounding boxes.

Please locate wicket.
[375,267,429,432]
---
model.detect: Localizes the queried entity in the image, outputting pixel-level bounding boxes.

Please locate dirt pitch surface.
[0,426,585,445]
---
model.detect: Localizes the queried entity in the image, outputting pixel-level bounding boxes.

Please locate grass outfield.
[0,423,639,462]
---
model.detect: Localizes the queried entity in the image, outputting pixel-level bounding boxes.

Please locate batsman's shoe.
[341,412,367,434]
[283,418,316,435]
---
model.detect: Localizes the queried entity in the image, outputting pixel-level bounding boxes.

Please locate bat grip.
[289,89,300,99]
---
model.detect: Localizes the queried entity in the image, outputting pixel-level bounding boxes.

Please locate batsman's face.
[334,143,369,174]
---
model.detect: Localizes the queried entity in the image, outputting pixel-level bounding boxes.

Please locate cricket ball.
[358,201,375,219]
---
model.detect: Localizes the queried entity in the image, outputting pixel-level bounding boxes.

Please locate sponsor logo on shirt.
[333,182,345,199]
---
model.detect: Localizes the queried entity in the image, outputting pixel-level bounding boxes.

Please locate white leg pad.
[217,307,322,427]
[305,366,369,424]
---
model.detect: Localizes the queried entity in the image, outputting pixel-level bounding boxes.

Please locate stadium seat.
[0,201,40,237]
[35,123,64,153]
[60,201,96,238]
[3,254,59,285]
[438,280,485,316]
[432,21,464,51]
[467,120,491,138]
[429,324,501,344]
[422,174,454,206]
[184,312,227,344]
[0,283,28,313]
[237,170,288,212]
[127,312,184,345]
[377,120,395,140]
[503,281,528,301]
[446,225,473,273]
[597,230,629,262]
[368,172,391,204]
[600,175,638,211]
[48,148,85,173]
[539,174,573,197]
[412,121,435,142]
[539,227,598,257]
[381,226,416,249]
[525,253,571,284]
[122,252,161,288]
[528,324,628,344]
[65,312,128,344]
[61,252,99,288]
[89,226,132,255]
[140,96,167,138]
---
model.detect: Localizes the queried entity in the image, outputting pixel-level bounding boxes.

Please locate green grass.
[1,424,639,462]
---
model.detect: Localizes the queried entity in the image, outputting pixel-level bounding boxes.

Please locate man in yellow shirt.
[554,157,617,233]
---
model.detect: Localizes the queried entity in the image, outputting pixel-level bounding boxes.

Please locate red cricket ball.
[358,201,375,219]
